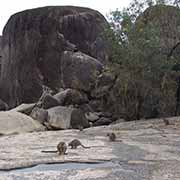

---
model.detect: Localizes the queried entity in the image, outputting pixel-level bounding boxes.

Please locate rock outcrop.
[47,106,89,130]
[0,111,45,134]
[0,118,179,179]
[0,98,8,111]
[0,6,108,107]
[136,5,180,55]
[53,88,89,106]
[10,103,36,115]
[1,4,180,122]
[41,94,60,109]
[60,51,103,92]
[0,36,2,75]
[30,107,48,124]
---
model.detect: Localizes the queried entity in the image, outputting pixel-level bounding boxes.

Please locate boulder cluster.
[0,5,179,132]
[0,6,119,131]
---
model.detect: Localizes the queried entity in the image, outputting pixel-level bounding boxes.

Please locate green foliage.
[156,0,166,4]
[103,0,179,120]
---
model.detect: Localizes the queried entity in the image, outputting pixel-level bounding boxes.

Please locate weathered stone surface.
[60,51,103,92]
[59,8,109,64]
[30,107,48,124]
[41,94,60,109]
[0,117,179,179]
[53,89,68,105]
[0,36,2,75]
[47,106,73,130]
[0,98,8,111]
[47,106,89,130]
[0,111,45,134]
[70,108,89,129]
[54,88,88,106]
[10,103,36,115]
[137,5,180,55]
[0,6,108,107]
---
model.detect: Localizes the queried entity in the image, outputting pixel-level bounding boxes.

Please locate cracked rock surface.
[0,117,180,179]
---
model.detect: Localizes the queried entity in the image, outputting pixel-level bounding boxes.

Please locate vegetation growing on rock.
[103,0,180,120]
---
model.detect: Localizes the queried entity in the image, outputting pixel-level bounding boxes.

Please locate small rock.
[30,107,48,124]
[47,106,89,130]
[54,89,88,106]
[93,117,112,126]
[53,89,68,105]
[85,112,99,122]
[71,109,89,129]
[42,94,60,109]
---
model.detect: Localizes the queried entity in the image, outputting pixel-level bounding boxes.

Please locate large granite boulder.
[60,51,103,92]
[136,5,180,55]
[30,107,48,124]
[0,36,2,75]
[41,94,60,109]
[0,98,8,111]
[0,111,45,134]
[0,6,108,107]
[47,106,89,130]
[85,112,99,122]
[53,88,88,106]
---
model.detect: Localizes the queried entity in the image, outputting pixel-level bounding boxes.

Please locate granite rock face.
[53,88,89,106]
[10,103,36,115]
[0,111,45,134]
[0,118,179,179]
[136,5,180,55]
[0,36,2,75]
[47,106,89,130]
[30,107,48,124]
[60,51,103,92]
[0,6,108,107]
[0,98,8,111]
[41,94,60,109]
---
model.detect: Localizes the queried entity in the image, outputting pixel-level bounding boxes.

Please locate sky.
[0,0,132,35]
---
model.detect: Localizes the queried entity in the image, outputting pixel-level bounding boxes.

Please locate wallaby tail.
[81,144,90,148]
[41,150,58,153]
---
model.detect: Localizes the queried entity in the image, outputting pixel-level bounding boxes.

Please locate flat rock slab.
[0,111,45,134]
[0,117,180,179]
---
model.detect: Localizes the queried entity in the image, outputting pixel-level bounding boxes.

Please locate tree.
[103,0,178,120]
[173,0,180,7]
